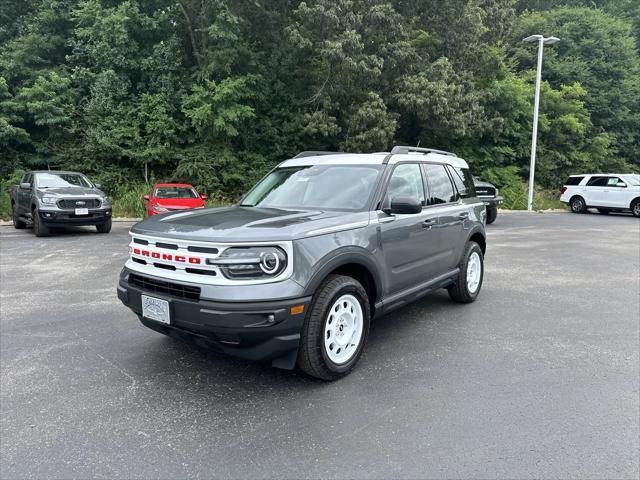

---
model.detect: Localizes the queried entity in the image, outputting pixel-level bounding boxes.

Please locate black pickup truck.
[473,177,503,224]
[9,170,112,236]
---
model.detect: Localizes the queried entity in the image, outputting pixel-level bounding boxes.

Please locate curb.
[0,217,142,226]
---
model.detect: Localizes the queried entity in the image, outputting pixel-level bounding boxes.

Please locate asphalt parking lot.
[1,212,639,479]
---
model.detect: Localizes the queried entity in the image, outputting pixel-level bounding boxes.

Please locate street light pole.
[523,34,559,211]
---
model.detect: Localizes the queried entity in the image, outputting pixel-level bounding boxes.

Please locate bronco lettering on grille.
[132,248,201,264]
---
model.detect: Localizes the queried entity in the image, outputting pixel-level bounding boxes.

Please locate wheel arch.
[466,227,486,255]
[302,248,383,315]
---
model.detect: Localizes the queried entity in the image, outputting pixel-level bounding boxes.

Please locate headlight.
[210,246,287,279]
[101,196,111,205]
[152,205,169,213]
[41,196,57,205]
[495,188,499,196]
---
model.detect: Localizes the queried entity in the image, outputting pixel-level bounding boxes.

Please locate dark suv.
[117,146,487,380]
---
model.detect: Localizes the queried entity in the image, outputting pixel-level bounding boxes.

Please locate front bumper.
[117,270,311,369]
[39,208,112,225]
[480,196,504,208]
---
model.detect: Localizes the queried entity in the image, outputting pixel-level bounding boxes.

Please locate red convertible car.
[144,183,207,216]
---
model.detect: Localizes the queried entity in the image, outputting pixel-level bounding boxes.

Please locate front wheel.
[32,209,50,237]
[486,207,497,224]
[631,199,640,218]
[96,218,112,233]
[297,275,370,381]
[448,241,484,303]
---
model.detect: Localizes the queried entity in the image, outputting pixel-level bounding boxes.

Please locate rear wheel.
[297,274,370,381]
[12,203,26,229]
[631,199,640,218]
[32,209,50,237]
[448,241,483,303]
[486,207,497,224]
[96,218,112,233]
[570,196,587,214]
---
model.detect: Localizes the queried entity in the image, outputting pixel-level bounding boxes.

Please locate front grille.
[129,273,201,301]
[475,187,496,197]
[58,198,101,209]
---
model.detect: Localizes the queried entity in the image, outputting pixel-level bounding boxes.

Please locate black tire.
[570,196,587,214]
[486,207,497,224]
[448,241,484,303]
[297,274,371,381]
[631,199,640,218]
[32,209,50,237]
[597,208,611,215]
[12,203,26,229]
[96,218,112,233]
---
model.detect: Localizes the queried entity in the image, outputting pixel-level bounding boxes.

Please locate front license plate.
[75,208,89,215]
[141,295,170,324]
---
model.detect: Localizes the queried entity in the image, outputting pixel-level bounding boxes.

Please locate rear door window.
[587,176,608,187]
[424,164,456,205]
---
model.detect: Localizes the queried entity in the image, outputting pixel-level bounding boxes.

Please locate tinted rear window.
[448,165,476,199]
[565,176,584,185]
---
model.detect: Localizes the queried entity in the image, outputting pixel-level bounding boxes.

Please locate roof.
[570,173,638,177]
[153,183,194,187]
[280,152,469,169]
[30,170,84,175]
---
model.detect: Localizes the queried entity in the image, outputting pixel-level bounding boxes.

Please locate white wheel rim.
[324,294,364,365]
[466,252,482,293]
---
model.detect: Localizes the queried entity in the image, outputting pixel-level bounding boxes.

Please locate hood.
[37,186,104,197]
[131,205,370,242]
[473,178,495,188]
[154,197,205,208]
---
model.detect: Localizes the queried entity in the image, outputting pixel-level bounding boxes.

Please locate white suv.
[560,174,640,217]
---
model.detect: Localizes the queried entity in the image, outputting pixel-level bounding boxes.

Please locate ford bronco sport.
[117,146,487,380]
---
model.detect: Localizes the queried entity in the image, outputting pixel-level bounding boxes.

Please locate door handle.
[458,212,470,219]
[422,219,436,228]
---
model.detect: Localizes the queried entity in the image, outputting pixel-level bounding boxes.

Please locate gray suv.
[117,146,487,380]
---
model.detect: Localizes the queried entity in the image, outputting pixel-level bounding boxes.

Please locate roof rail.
[389,145,458,157]
[293,151,343,159]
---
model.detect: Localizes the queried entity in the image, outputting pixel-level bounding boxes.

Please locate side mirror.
[94,183,102,189]
[143,195,150,201]
[384,196,422,215]
[200,194,208,200]
[616,182,626,188]
[20,182,31,190]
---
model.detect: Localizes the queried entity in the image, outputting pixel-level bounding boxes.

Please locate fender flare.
[302,246,384,301]
[465,225,486,253]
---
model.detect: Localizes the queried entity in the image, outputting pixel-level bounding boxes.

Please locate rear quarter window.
[447,165,476,198]
[564,176,584,186]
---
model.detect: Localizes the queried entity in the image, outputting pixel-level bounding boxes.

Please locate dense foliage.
[1,0,638,216]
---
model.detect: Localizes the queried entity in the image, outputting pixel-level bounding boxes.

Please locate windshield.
[154,186,198,199]
[622,174,640,186]
[241,165,383,211]
[36,173,92,188]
